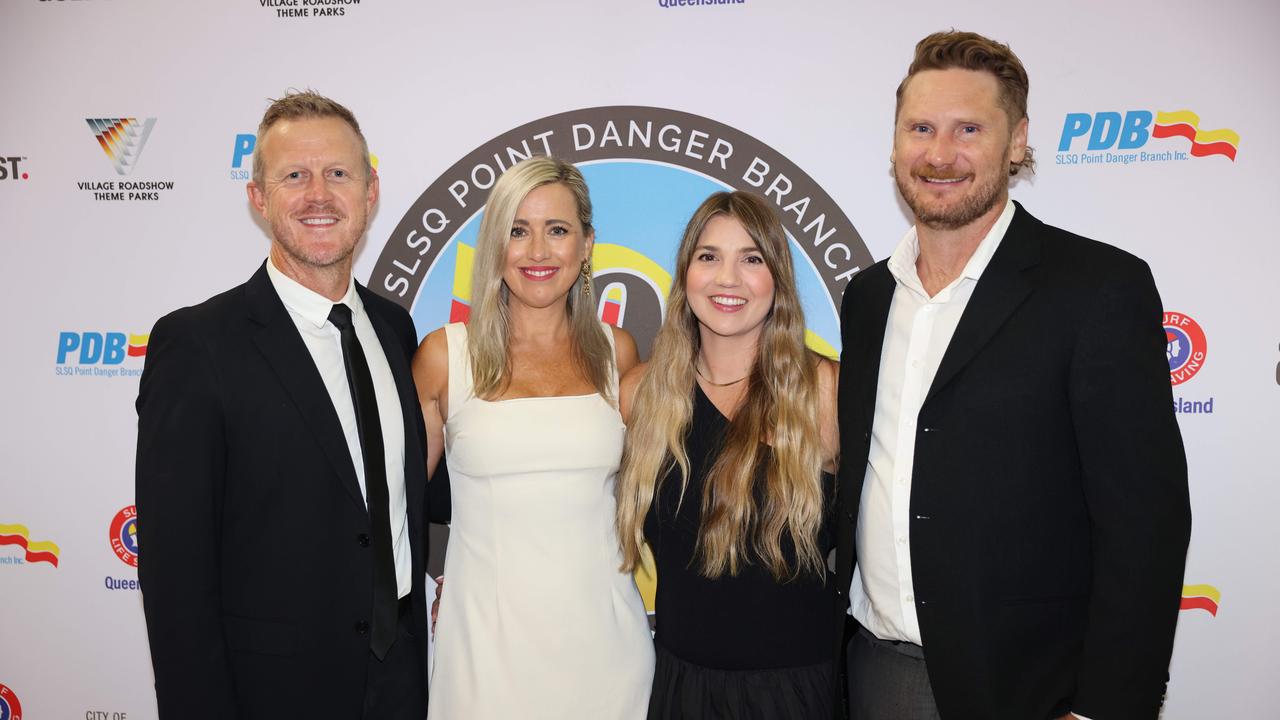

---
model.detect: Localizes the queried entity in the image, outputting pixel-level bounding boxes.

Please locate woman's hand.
[431,575,444,633]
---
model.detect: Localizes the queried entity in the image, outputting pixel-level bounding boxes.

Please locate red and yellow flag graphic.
[1180,584,1221,616]
[0,523,61,567]
[450,243,474,323]
[1153,111,1240,161]
[127,333,149,357]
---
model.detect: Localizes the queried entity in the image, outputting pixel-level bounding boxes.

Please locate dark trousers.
[846,626,940,720]
[362,602,427,720]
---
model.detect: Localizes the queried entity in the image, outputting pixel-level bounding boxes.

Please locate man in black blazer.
[836,32,1191,720]
[136,91,436,719]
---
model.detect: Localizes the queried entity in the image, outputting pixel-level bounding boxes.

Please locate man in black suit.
[836,32,1191,720]
[136,91,434,719]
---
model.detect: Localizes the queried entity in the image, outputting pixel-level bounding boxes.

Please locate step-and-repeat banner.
[3,0,1277,717]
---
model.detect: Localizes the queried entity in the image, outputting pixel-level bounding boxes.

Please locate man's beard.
[896,163,1008,231]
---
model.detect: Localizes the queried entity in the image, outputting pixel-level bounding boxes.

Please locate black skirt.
[647,643,837,720]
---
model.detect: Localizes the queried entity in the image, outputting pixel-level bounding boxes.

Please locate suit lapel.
[245,264,365,509]
[850,265,897,431]
[924,203,1042,405]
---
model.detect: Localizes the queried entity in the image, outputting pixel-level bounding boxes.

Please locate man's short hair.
[252,90,372,186]
[896,31,1035,176]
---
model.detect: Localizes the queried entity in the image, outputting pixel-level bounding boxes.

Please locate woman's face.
[684,214,775,344]
[502,182,593,312]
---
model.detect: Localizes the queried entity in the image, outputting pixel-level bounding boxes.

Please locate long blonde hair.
[467,156,614,402]
[616,191,825,580]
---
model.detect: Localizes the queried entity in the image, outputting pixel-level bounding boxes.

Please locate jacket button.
[355,620,370,634]
[357,533,370,547]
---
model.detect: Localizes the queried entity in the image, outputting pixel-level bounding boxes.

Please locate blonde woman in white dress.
[412,156,655,719]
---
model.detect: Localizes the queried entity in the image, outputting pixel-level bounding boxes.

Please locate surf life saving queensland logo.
[1164,310,1213,415]
[0,683,23,720]
[78,117,175,201]
[1056,109,1239,167]
[105,505,141,591]
[370,106,870,362]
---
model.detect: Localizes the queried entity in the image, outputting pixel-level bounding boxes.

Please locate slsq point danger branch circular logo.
[370,106,872,360]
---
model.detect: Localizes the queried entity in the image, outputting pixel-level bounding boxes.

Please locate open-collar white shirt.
[849,199,1015,644]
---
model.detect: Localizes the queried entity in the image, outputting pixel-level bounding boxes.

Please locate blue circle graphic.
[1166,326,1192,371]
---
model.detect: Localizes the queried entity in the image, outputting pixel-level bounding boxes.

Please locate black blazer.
[835,204,1191,719]
[135,263,440,719]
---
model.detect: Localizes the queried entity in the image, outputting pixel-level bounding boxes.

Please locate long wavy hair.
[616,191,824,580]
[466,156,614,402]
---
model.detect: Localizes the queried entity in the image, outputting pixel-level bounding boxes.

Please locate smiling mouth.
[709,295,746,312]
[917,174,970,186]
[520,267,559,280]
[299,217,339,226]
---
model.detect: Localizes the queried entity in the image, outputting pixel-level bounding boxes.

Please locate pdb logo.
[1057,109,1238,166]
[230,133,255,180]
[55,331,148,378]
[55,332,148,365]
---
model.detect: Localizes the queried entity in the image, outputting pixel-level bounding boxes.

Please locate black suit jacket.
[135,263,439,719]
[835,203,1191,719]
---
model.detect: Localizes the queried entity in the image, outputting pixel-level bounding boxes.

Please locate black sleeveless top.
[643,384,836,670]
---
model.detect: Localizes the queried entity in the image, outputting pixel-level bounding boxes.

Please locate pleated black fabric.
[648,643,835,720]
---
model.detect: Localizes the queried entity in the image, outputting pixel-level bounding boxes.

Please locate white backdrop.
[3,0,1278,717]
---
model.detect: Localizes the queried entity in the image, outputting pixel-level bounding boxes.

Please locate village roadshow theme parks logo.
[259,0,363,19]
[370,106,871,360]
[80,117,174,202]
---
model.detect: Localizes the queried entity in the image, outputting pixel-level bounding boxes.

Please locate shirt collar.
[265,257,362,329]
[886,198,1016,293]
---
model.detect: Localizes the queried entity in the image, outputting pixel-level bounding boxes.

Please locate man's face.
[893,68,1027,231]
[247,116,377,272]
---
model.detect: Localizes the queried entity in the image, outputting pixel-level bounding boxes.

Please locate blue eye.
[510,227,527,238]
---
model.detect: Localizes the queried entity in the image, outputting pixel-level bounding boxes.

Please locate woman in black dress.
[616,190,840,719]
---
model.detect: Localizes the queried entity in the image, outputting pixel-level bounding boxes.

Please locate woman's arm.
[411,327,450,481]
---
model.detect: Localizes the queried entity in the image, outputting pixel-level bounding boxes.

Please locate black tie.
[328,303,398,660]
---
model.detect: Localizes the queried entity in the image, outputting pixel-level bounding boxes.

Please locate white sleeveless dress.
[427,323,654,719]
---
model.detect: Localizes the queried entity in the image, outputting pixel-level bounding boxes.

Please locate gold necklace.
[695,362,747,387]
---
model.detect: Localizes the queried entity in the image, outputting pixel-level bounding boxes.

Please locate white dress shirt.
[266,258,412,599]
[849,199,1015,645]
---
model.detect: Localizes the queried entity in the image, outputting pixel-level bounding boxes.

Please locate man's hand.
[431,575,444,633]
